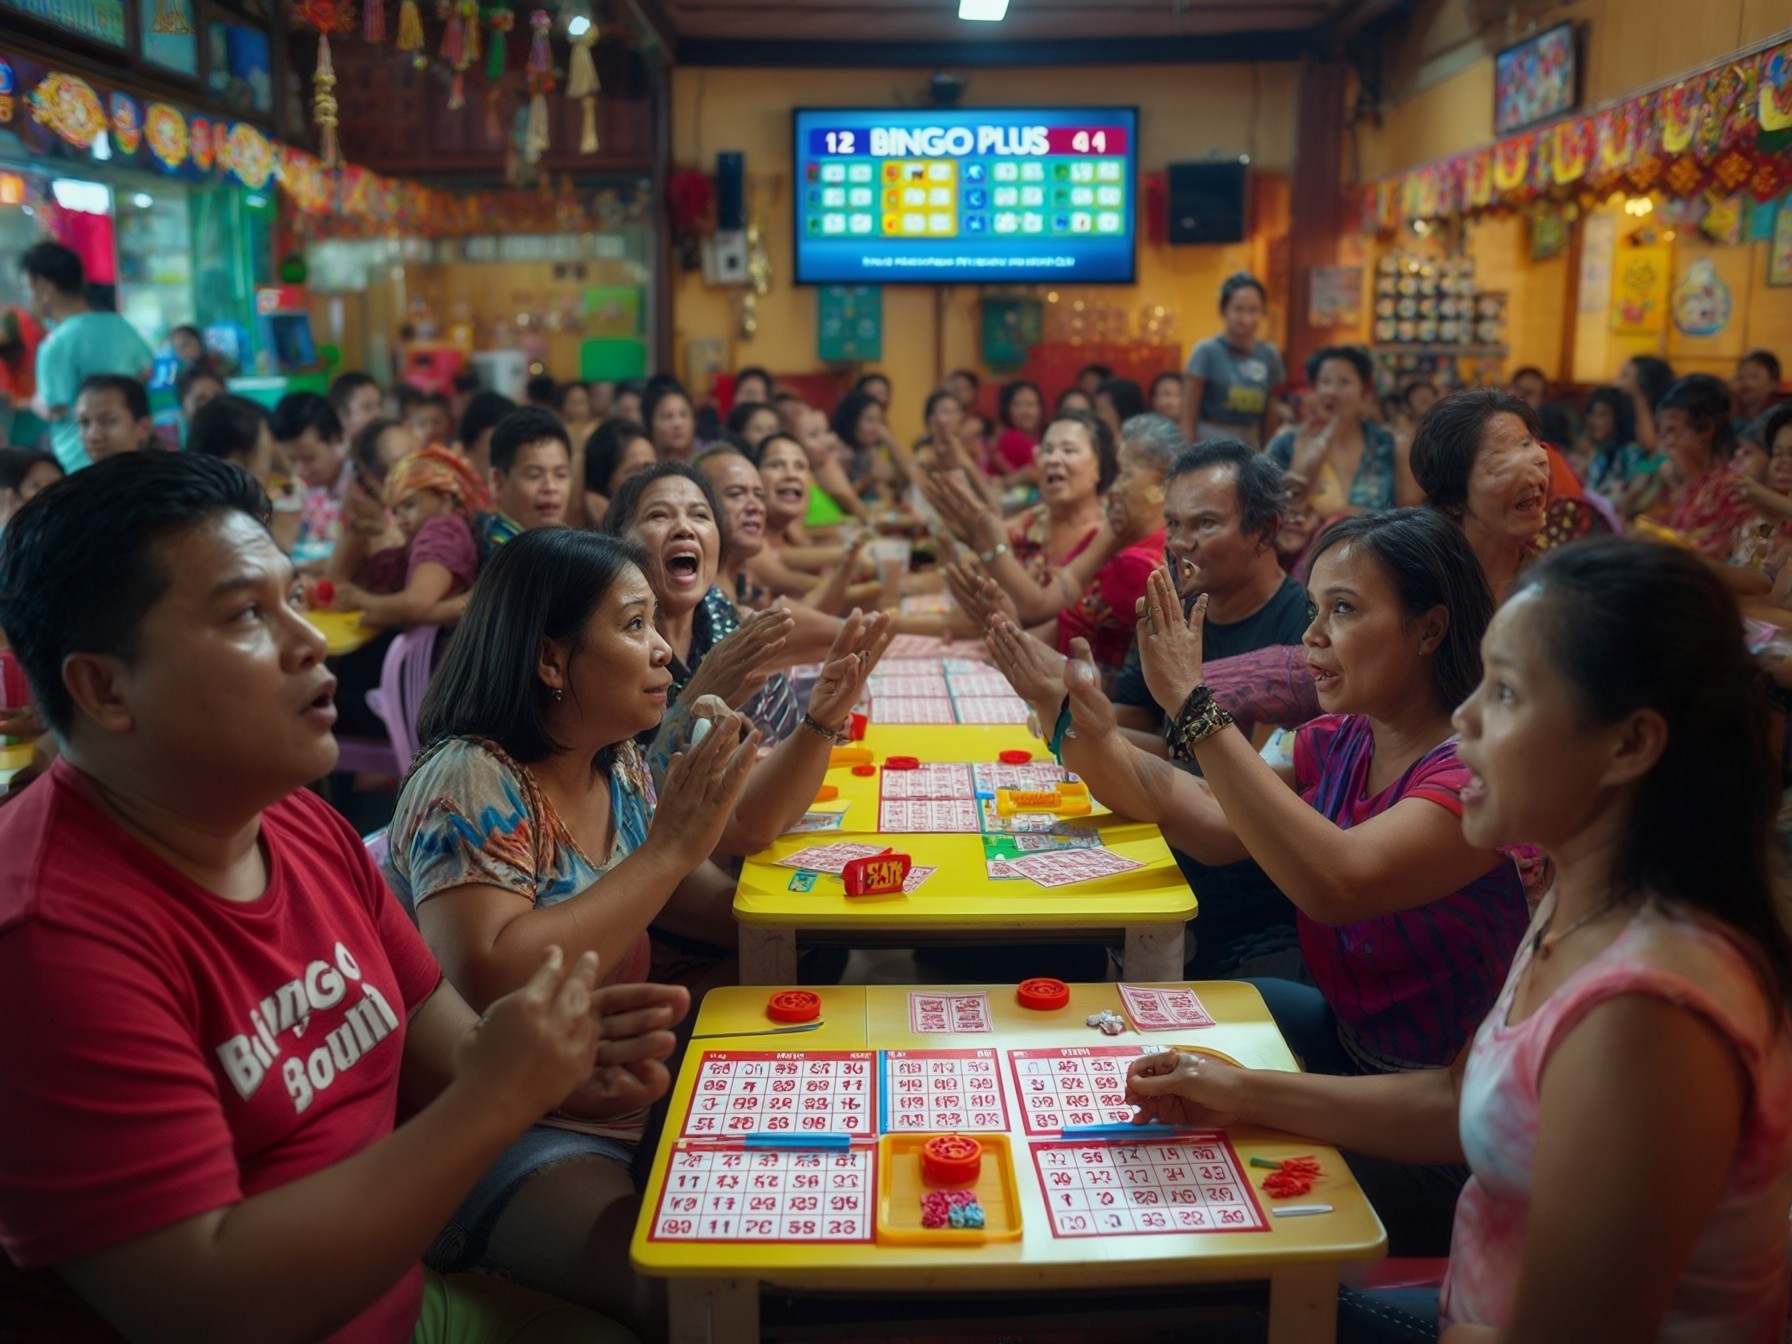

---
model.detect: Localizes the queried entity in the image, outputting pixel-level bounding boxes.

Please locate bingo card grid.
[879,1049,1012,1133]
[679,1051,879,1139]
[1030,1135,1268,1238]
[1006,1046,1141,1135]
[649,1145,876,1243]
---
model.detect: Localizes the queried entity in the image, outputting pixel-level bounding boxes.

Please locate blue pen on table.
[743,1132,853,1150]
[1056,1123,1182,1140]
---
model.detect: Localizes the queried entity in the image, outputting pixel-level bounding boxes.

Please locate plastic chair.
[333,625,441,776]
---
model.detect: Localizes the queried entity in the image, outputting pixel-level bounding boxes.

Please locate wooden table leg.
[737,924,799,985]
[1267,1262,1339,1344]
[1121,924,1185,981]
[666,1277,760,1344]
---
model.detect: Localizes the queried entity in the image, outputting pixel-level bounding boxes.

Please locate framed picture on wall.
[1494,23,1580,135]
[1770,200,1792,287]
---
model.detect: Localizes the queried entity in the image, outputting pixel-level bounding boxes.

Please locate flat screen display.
[793,107,1138,285]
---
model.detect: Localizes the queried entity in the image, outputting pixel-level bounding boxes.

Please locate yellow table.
[0,740,34,788]
[306,609,381,658]
[736,724,1194,984]
[633,983,1386,1344]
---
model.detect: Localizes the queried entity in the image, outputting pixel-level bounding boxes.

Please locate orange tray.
[875,1133,1023,1245]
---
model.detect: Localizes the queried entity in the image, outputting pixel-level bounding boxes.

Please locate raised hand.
[807,608,896,729]
[679,606,795,710]
[555,981,691,1119]
[1136,565,1208,717]
[1124,1050,1251,1130]
[985,614,1068,719]
[921,468,994,546]
[1061,635,1117,738]
[944,559,1019,630]
[453,947,607,1125]
[648,708,761,868]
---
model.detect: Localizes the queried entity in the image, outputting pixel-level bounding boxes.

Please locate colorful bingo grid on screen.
[1030,1135,1267,1238]
[650,1145,876,1243]
[681,1052,878,1138]
[1006,1046,1140,1135]
[880,1049,1011,1132]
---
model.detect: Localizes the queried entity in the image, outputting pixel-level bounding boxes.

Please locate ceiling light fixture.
[958,0,1009,20]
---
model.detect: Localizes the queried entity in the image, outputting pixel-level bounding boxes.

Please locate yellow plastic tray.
[875,1133,1023,1245]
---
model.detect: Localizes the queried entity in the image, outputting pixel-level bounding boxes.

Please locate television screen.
[793,107,1138,286]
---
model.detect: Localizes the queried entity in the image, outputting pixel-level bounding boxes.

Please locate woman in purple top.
[1029,507,1528,1254]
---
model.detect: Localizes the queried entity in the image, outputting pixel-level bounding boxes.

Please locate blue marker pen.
[743,1132,853,1150]
[1056,1123,1184,1140]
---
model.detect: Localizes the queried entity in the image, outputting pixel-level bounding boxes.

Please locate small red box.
[843,850,911,896]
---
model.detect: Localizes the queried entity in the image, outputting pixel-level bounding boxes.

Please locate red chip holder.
[843,851,911,896]
[314,578,335,606]
[766,990,821,1023]
[920,1134,983,1186]
[1016,977,1070,1011]
[851,763,877,776]
[999,749,1033,765]
[848,711,868,741]
[884,755,920,770]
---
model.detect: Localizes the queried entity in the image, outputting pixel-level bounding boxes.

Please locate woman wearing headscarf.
[331,444,486,628]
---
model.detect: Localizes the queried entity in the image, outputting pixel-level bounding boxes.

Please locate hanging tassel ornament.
[362,0,384,42]
[437,0,463,69]
[523,8,553,163]
[565,14,600,154]
[459,0,480,70]
[485,5,514,81]
[449,69,466,110]
[313,32,341,167]
[396,0,425,67]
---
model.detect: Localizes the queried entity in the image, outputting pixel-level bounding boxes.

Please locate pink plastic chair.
[333,625,441,776]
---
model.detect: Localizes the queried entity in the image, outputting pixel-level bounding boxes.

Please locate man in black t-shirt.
[1111,440,1311,978]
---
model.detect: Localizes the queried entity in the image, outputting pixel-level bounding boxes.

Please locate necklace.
[1530,897,1620,960]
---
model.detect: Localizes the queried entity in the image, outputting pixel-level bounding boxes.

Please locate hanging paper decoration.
[396,0,425,68]
[363,0,385,44]
[292,0,355,167]
[523,8,553,163]
[565,13,600,153]
[461,0,481,68]
[1759,43,1792,133]
[486,5,514,81]
[149,0,195,36]
[437,0,464,69]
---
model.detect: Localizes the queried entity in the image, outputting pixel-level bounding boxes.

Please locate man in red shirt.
[0,452,687,1342]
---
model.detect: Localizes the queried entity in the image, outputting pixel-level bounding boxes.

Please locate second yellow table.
[735,725,1196,983]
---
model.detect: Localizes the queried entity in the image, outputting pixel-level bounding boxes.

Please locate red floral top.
[1660,462,1759,560]
[1057,529,1167,671]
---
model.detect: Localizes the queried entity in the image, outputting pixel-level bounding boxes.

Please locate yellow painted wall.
[671,64,1299,441]
[1361,0,1791,181]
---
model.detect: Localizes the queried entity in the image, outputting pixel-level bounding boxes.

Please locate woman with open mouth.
[1644,373,1763,561]
[1030,506,1529,1258]
[743,432,882,614]
[1124,538,1792,1344]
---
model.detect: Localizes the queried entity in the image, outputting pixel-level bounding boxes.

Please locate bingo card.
[878,798,981,833]
[1030,1134,1267,1238]
[880,762,974,799]
[867,696,958,725]
[680,1051,878,1139]
[906,990,994,1034]
[1005,1045,1141,1135]
[649,1144,875,1243]
[950,695,1032,725]
[1117,983,1216,1030]
[880,1048,1011,1133]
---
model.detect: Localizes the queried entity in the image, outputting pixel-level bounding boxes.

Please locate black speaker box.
[1167,161,1249,244]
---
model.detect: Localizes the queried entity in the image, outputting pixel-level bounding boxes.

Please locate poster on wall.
[1494,23,1579,136]
[1307,265,1363,328]
[1771,201,1792,287]
[818,285,882,363]
[1612,244,1671,334]
[1578,212,1617,314]
[1671,257,1733,337]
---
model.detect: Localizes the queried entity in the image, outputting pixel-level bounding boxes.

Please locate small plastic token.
[1016,977,1070,1011]
[920,1134,983,1185]
[314,578,335,606]
[999,749,1033,765]
[766,989,821,1023]
[814,785,839,803]
[884,755,920,770]
[851,763,877,777]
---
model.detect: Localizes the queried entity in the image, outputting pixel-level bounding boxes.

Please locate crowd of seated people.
[1,237,1789,1343]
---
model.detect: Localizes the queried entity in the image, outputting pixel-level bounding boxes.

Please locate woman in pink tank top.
[1126,536,1792,1343]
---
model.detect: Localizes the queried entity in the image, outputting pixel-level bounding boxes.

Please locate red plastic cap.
[848,711,869,741]
[851,763,877,777]
[884,755,920,770]
[921,1133,983,1185]
[1016,977,1070,1011]
[766,990,821,1023]
[999,749,1032,765]
[314,578,335,605]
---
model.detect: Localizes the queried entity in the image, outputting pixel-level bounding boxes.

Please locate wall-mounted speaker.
[1166,161,1249,245]
[716,151,745,231]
